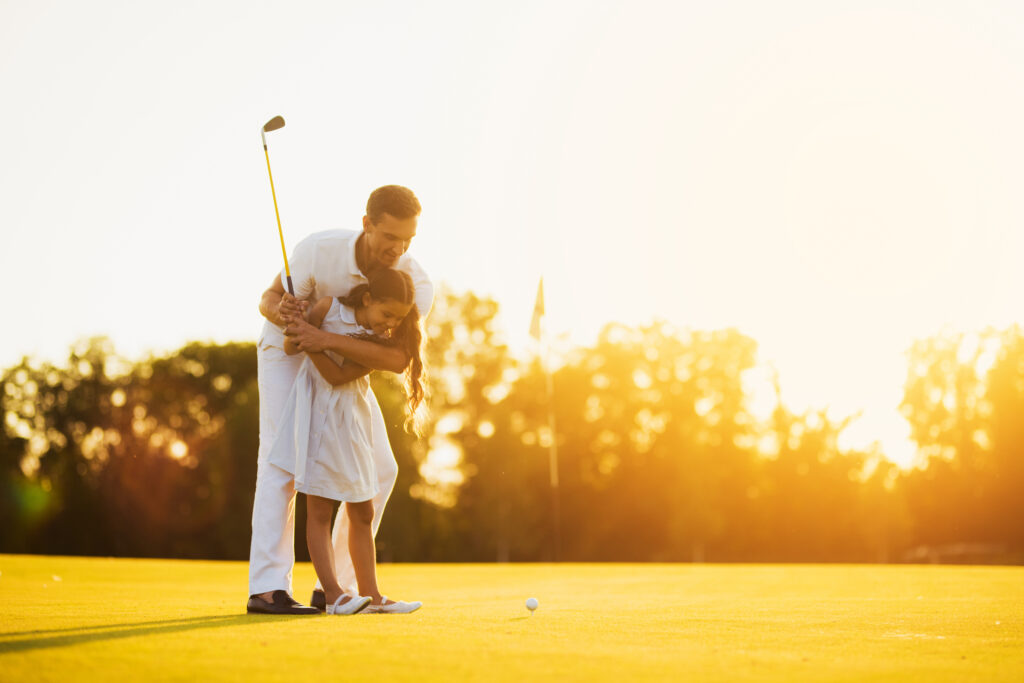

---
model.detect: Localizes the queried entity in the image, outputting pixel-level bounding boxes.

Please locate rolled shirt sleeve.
[402,256,434,319]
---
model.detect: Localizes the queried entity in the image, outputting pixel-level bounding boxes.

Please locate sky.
[3,0,1023,467]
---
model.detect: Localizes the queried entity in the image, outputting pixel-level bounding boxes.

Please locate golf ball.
[526,597,539,611]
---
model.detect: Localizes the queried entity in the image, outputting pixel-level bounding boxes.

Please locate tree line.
[2,289,1021,563]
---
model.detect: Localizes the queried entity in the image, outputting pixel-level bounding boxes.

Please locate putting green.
[0,555,1021,681]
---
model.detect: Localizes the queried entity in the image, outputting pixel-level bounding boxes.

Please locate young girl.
[269,268,425,615]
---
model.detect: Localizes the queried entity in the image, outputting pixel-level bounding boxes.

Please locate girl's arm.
[284,317,409,372]
[285,297,374,386]
[306,352,371,387]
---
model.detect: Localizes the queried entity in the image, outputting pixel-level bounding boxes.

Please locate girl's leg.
[306,495,350,606]
[346,500,383,604]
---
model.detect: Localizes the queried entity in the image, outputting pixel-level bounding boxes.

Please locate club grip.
[286,276,295,296]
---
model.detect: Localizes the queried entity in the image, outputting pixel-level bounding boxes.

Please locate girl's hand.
[284,317,330,353]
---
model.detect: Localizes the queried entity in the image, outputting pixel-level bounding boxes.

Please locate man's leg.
[321,395,398,596]
[248,343,304,597]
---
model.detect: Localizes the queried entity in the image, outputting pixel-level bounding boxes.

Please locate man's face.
[362,213,418,268]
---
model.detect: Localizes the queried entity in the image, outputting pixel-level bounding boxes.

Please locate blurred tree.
[751,400,908,562]
[900,330,999,547]
[454,323,766,562]
[900,326,1024,557]
[985,327,1024,550]
[2,337,126,554]
[0,338,259,557]
[412,287,521,561]
[555,324,763,562]
[3,305,1020,564]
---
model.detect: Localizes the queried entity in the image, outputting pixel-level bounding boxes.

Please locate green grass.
[0,555,1021,682]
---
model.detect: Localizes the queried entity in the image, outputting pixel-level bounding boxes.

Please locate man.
[247,185,433,614]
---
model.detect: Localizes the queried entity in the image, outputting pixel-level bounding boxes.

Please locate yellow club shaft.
[263,144,293,295]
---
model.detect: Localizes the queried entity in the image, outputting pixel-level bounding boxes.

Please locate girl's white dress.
[268,299,380,503]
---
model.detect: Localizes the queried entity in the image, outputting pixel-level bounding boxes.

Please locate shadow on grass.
[0,614,309,655]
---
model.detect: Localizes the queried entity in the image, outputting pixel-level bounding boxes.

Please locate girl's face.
[362,295,413,337]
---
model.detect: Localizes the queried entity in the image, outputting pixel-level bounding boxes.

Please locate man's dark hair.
[366,185,421,224]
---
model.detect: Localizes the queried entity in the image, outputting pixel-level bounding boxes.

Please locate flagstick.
[530,277,561,561]
[545,341,562,562]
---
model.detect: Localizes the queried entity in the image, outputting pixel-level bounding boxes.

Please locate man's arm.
[259,273,309,327]
[284,316,408,373]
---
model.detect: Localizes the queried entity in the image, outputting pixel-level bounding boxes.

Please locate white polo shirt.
[259,229,433,350]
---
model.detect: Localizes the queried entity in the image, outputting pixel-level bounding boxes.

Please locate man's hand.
[259,273,310,327]
[284,316,331,353]
[277,292,308,324]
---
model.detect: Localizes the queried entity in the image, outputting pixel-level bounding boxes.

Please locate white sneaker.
[326,594,372,615]
[363,596,422,614]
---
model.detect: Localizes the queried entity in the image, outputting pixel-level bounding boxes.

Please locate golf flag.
[529,277,545,340]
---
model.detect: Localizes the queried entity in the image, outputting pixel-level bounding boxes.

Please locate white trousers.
[248,342,398,596]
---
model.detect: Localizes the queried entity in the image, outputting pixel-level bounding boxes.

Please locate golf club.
[261,115,293,295]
